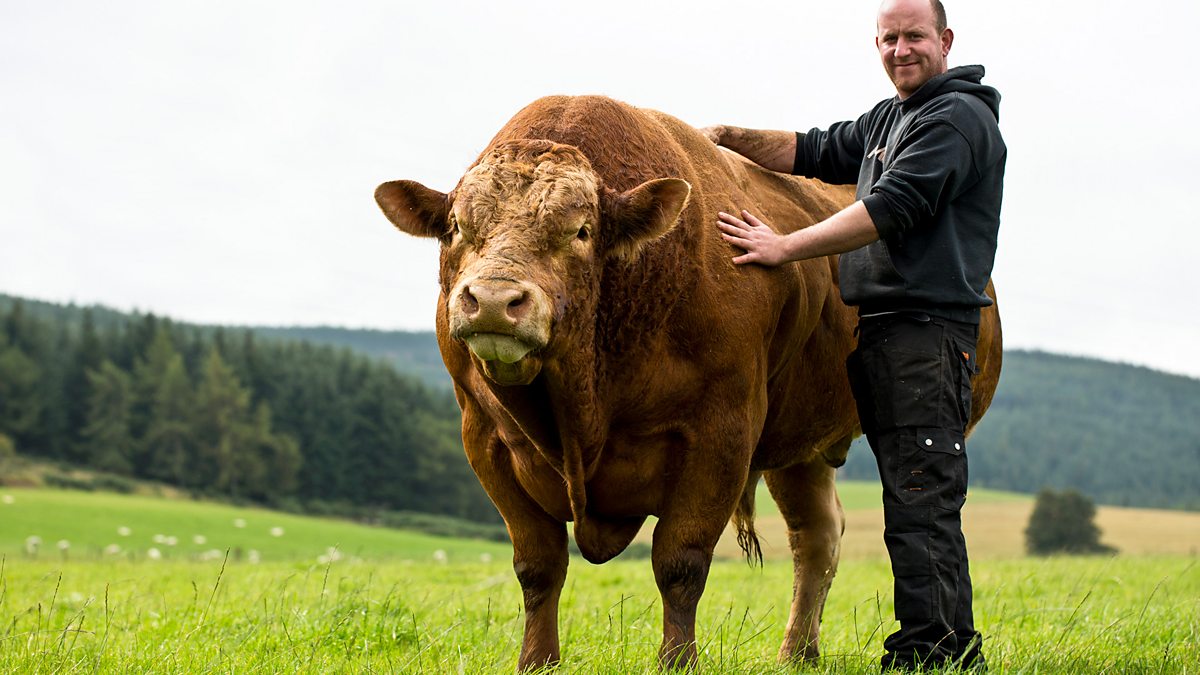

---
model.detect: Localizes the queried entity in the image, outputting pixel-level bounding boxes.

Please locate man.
[705,0,1004,670]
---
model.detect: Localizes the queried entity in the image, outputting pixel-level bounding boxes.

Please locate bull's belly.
[749,424,856,471]
[586,458,667,518]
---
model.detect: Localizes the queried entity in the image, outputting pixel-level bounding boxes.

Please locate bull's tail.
[732,471,763,567]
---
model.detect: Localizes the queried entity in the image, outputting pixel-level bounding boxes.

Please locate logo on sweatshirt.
[868,145,887,163]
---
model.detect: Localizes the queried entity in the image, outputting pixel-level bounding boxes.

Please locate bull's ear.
[600,178,691,259]
[375,180,452,239]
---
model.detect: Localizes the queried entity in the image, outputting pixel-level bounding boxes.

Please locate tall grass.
[0,554,1195,673]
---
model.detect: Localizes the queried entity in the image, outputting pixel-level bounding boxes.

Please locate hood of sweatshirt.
[900,65,1001,121]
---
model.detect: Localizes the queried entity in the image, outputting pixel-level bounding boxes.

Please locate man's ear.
[599,178,691,259]
[375,180,452,239]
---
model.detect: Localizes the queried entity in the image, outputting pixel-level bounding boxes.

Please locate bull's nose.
[460,283,532,325]
[449,276,552,360]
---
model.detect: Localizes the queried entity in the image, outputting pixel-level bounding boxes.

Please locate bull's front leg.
[511,514,569,670]
[461,417,569,671]
[651,473,743,669]
[651,536,715,669]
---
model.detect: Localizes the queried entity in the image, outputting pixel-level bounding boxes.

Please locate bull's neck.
[486,345,605,525]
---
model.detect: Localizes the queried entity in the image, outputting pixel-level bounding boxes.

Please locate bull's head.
[376,140,690,386]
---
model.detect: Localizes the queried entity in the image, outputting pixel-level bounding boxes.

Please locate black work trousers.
[846,312,983,670]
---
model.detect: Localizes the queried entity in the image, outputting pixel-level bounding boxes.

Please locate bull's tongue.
[463,333,533,365]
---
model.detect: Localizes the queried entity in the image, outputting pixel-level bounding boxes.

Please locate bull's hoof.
[517,646,560,672]
[658,641,698,672]
[778,642,820,665]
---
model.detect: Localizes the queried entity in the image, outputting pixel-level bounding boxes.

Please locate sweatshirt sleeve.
[792,112,870,184]
[861,118,979,240]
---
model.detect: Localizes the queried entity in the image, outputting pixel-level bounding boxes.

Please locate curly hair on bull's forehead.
[458,140,599,229]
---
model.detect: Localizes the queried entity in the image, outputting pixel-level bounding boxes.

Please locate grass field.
[1,555,1195,673]
[1,486,1198,672]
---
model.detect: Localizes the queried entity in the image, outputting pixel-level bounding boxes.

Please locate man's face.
[876,0,953,99]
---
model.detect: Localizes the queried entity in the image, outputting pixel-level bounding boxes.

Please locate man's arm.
[698,125,796,174]
[716,201,879,266]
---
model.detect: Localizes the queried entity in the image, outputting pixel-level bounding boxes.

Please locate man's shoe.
[881,652,986,672]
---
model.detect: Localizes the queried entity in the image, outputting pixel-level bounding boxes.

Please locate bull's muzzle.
[449,277,551,383]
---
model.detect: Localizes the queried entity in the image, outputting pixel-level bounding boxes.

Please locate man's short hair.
[878,1,949,33]
[933,0,947,33]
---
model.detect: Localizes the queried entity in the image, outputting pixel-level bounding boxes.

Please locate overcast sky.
[3,1,1199,378]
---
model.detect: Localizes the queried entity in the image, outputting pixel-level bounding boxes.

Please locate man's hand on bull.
[695,125,798,174]
[717,210,793,267]
[697,125,725,145]
[719,201,881,268]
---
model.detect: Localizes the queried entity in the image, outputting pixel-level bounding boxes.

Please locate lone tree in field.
[1025,488,1117,555]
[0,432,15,464]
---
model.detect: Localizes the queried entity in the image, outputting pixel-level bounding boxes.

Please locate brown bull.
[375,95,1001,670]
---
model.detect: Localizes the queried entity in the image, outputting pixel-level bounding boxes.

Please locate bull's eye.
[576,226,591,242]
[450,214,476,243]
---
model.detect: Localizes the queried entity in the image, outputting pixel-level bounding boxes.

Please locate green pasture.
[1,485,1197,672]
[0,488,509,564]
[0,554,1195,673]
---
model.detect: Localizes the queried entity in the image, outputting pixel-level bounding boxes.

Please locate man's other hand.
[717,210,791,266]
[697,125,725,145]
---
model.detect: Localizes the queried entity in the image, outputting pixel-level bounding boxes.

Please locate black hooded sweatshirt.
[792,65,1006,323]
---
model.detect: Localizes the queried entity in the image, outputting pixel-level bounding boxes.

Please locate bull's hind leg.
[764,443,848,663]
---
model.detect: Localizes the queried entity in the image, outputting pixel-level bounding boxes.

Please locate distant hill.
[251,326,448,390]
[3,293,1198,511]
[0,295,449,390]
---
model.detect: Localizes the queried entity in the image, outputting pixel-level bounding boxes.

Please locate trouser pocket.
[850,314,979,434]
[950,334,978,430]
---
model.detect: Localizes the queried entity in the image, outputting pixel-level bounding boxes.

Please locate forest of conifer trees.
[0,298,499,523]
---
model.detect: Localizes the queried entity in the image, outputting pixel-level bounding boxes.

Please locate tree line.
[0,297,499,522]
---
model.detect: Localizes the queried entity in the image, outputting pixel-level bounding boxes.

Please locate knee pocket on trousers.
[886,529,933,578]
